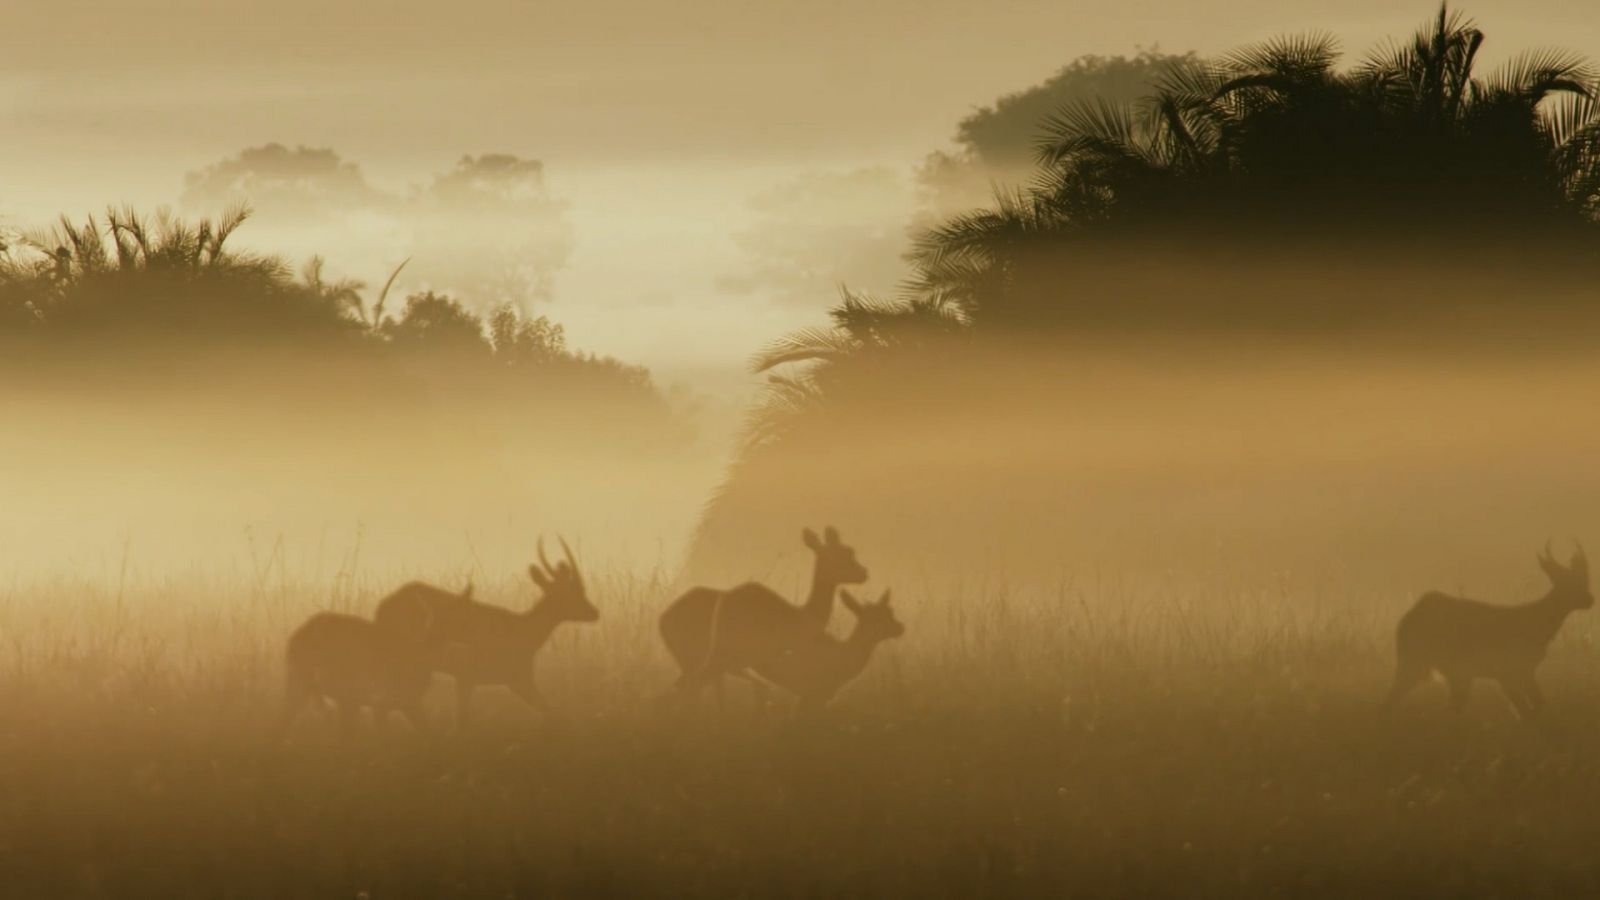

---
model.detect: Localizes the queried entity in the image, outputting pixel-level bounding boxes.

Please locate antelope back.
[374,581,477,646]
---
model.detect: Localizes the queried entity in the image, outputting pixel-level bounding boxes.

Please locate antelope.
[680,589,904,712]
[432,538,598,727]
[280,581,474,735]
[659,526,867,692]
[1386,542,1592,718]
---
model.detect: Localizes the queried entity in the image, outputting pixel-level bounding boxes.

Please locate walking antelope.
[659,526,867,690]
[431,538,599,727]
[678,589,903,711]
[1386,542,1592,718]
[281,581,474,735]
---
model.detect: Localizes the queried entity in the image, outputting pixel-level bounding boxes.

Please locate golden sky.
[2,1,1593,381]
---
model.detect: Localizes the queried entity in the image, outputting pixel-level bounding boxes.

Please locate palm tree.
[741,289,965,450]
[897,5,1600,328]
[687,5,1600,578]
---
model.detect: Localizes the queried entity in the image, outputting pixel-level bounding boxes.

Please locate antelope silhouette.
[757,588,905,712]
[280,581,474,735]
[431,538,598,728]
[1386,542,1592,718]
[660,526,867,695]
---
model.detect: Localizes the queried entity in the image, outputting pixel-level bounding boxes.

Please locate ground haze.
[8,2,1600,896]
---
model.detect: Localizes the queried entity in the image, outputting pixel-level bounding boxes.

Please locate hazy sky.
[2,1,1593,385]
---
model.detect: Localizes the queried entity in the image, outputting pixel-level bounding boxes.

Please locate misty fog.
[7,3,1600,897]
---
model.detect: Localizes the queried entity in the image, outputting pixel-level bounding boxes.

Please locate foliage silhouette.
[918,50,1197,219]
[0,206,359,342]
[910,6,1600,327]
[688,5,1600,579]
[0,205,682,450]
[747,5,1600,376]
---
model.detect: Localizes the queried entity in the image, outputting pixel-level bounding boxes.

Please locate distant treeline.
[0,206,683,445]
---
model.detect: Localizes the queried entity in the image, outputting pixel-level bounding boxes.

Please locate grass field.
[1,560,1597,898]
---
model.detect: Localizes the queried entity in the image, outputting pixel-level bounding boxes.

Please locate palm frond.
[1221,32,1340,81]
[738,371,825,451]
[1546,88,1600,148]
[750,326,859,373]
[1486,49,1595,105]
[210,202,252,263]
[370,257,410,328]
[1036,98,1151,167]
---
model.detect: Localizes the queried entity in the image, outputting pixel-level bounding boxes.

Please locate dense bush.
[689,6,1600,579]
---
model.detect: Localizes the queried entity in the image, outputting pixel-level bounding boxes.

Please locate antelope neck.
[1525,590,1578,639]
[522,601,564,646]
[836,626,882,672]
[804,558,838,618]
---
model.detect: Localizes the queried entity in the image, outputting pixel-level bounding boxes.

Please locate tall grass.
[2,552,1597,897]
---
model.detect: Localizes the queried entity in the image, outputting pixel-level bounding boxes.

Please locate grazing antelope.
[280,581,473,735]
[659,526,867,690]
[433,538,598,727]
[1386,542,1593,718]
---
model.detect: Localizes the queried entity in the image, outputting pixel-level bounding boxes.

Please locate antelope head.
[840,588,904,642]
[1538,540,1593,610]
[529,536,599,623]
[803,525,868,585]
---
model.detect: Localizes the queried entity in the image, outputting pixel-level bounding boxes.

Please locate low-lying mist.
[693,333,1600,600]
[8,327,1597,615]
[0,350,719,582]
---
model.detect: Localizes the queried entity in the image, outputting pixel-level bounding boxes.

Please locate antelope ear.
[840,590,863,614]
[824,526,840,546]
[461,583,474,600]
[528,565,551,589]
[802,528,822,551]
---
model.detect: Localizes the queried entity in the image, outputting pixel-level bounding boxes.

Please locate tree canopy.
[779,5,1600,355]
[917,50,1196,219]
[0,206,663,421]
[689,5,1600,578]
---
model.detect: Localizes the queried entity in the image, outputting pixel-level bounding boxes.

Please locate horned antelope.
[280,581,474,735]
[659,526,867,693]
[679,589,903,712]
[374,579,478,657]
[1386,542,1592,718]
[432,538,598,727]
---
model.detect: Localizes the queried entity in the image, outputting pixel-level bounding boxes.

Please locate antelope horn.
[538,536,555,576]
[559,535,580,582]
